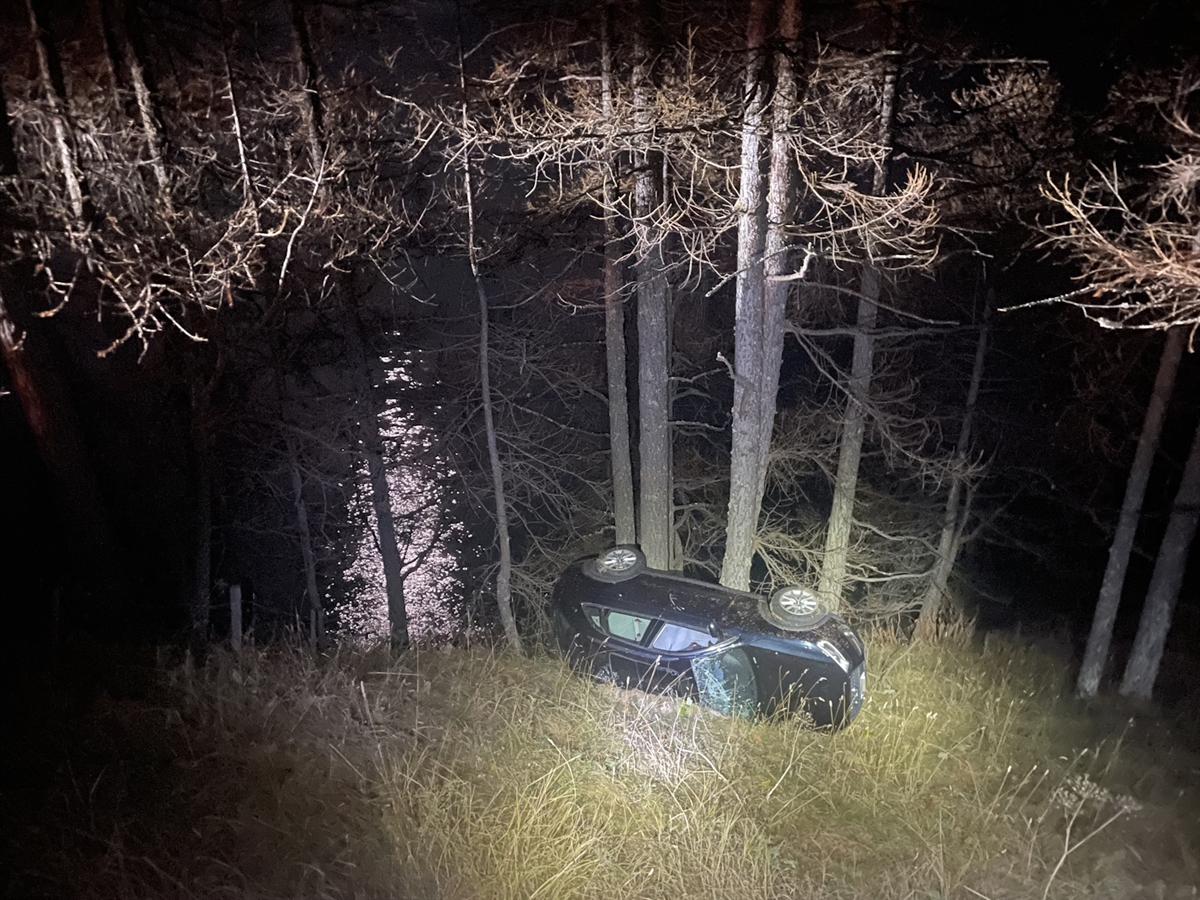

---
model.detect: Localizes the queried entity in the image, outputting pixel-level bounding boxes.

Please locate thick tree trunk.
[721,0,800,590]
[288,439,325,649]
[719,0,769,591]
[632,13,673,571]
[601,7,636,546]
[755,0,800,514]
[1119,413,1200,700]
[915,303,989,641]
[1077,327,1184,697]
[816,53,898,610]
[458,51,522,652]
[344,310,409,649]
[0,282,119,602]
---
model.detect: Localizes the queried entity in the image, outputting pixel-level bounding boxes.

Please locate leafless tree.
[1042,71,1200,698]
[1075,327,1184,697]
[913,299,989,641]
[600,5,636,546]
[1040,73,1200,331]
[1,0,430,643]
[1119,414,1200,699]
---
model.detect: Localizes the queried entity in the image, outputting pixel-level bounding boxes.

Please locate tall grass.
[14,632,1199,899]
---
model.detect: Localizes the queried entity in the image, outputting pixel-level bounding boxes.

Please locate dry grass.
[11,632,1200,900]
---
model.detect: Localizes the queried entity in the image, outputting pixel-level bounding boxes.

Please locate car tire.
[759,586,828,630]
[585,545,647,583]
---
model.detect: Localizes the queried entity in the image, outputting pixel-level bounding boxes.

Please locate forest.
[1,0,1199,896]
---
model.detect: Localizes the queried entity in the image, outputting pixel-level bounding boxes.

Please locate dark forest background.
[1,0,1198,705]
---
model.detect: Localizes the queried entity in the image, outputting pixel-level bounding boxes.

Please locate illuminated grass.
[19,633,1200,899]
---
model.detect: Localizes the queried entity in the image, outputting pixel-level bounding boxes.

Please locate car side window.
[650,622,716,652]
[604,610,654,643]
[582,604,603,631]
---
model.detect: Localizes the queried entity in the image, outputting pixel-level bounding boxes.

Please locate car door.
[587,607,662,689]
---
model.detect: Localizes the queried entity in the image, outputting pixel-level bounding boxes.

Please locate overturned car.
[550,547,866,728]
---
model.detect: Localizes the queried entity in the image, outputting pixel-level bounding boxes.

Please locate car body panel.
[550,559,866,728]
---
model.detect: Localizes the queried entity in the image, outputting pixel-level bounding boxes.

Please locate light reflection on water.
[339,375,466,644]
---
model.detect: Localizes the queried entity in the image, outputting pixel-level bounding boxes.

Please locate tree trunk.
[229,582,243,652]
[287,0,325,182]
[473,262,522,652]
[719,0,769,591]
[217,0,259,231]
[915,301,990,641]
[345,309,410,650]
[1077,327,1184,697]
[0,281,119,605]
[755,0,800,516]
[90,0,124,121]
[816,53,898,610]
[288,438,325,649]
[191,434,213,651]
[632,9,673,571]
[101,0,172,212]
[0,74,18,176]
[720,0,800,590]
[1119,412,1200,700]
[26,0,86,223]
[601,6,636,546]
[817,267,878,608]
[183,338,228,655]
[459,45,522,653]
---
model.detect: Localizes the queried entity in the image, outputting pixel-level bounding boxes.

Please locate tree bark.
[229,582,243,652]
[1119,412,1200,700]
[632,11,673,571]
[188,377,215,652]
[601,6,636,546]
[719,0,769,591]
[459,40,522,653]
[101,0,172,213]
[817,267,878,608]
[26,0,86,223]
[721,0,800,590]
[0,74,18,176]
[217,0,259,231]
[0,281,119,603]
[345,309,410,650]
[915,301,990,641]
[288,438,325,649]
[1077,327,1184,697]
[191,433,213,650]
[756,0,800,515]
[816,53,898,610]
[287,0,325,182]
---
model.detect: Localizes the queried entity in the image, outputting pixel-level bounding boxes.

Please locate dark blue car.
[550,547,867,728]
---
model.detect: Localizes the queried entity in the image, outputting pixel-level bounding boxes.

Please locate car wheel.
[585,545,647,583]
[760,586,828,630]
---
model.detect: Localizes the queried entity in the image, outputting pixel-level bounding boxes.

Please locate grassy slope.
[9,632,1200,899]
